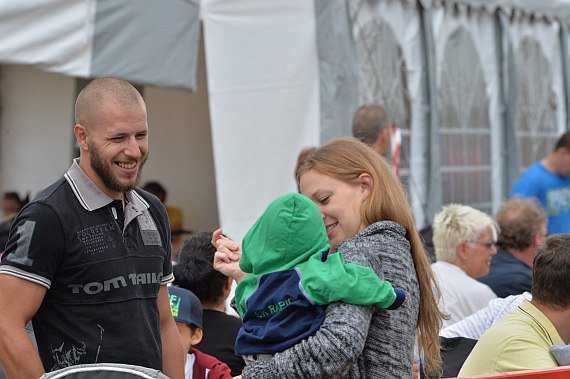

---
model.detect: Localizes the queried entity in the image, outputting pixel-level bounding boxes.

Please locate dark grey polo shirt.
[0,159,173,372]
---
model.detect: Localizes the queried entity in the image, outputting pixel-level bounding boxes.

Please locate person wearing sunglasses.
[431,204,499,328]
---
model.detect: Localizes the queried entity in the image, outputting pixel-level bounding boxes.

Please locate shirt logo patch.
[546,188,570,215]
[76,223,122,256]
[137,213,163,247]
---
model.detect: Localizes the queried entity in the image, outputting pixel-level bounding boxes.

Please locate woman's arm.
[241,301,374,379]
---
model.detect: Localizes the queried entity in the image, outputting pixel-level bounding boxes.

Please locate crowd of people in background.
[0,77,568,379]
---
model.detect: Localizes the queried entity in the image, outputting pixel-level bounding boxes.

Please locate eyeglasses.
[465,240,496,250]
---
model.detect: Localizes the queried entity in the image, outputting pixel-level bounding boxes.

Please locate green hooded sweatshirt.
[235,193,401,319]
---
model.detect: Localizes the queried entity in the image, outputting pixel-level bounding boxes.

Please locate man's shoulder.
[134,187,160,206]
[16,177,71,221]
[34,177,70,203]
[510,161,561,197]
[487,250,531,273]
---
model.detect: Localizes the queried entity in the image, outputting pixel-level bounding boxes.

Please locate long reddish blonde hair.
[298,137,443,375]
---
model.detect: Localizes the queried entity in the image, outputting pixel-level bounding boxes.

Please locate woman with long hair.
[214,137,443,378]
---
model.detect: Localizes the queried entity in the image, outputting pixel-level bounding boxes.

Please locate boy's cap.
[168,286,203,330]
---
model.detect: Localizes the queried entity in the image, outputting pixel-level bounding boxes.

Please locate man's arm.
[158,285,185,379]
[0,274,46,379]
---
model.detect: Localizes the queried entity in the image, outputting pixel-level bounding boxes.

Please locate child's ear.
[190,327,203,346]
[224,277,233,294]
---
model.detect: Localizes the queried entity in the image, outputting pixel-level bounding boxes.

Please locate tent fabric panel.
[350,0,431,226]
[498,11,520,196]
[418,0,570,28]
[314,0,358,144]
[420,7,444,223]
[202,0,320,241]
[503,11,566,172]
[0,0,94,77]
[91,0,200,91]
[430,6,502,214]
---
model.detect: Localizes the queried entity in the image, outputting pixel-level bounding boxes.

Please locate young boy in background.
[168,286,233,379]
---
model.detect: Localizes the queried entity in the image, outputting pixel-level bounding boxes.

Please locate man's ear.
[380,128,391,153]
[190,327,203,346]
[358,173,373,199]
[74,124,89,151]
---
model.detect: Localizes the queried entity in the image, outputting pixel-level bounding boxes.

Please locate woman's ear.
[457,241,467,261]
[358,173,373,199]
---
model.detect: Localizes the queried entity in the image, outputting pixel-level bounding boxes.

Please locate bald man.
[352,104,391,157]
[0,78,184,379]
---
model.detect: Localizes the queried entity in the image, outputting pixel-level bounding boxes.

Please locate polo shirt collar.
[64,158,149,212]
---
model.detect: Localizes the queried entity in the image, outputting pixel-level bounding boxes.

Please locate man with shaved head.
[0,78,184,378]
[352,104,392,157]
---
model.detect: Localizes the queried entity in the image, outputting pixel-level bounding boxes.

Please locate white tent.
[1,0,570,240]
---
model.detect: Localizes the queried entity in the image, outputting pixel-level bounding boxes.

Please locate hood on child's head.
[240,192,330,275]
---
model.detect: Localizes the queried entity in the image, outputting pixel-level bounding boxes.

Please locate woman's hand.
[212,228,248,283]
[413,356,420,379]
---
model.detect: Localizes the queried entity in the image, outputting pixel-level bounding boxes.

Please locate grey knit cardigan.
[242,221,420,378]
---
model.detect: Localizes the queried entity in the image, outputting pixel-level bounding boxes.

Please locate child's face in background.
[175,321,203,360]
[176,322,193,355]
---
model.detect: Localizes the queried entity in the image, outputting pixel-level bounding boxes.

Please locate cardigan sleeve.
[241,300,373,379]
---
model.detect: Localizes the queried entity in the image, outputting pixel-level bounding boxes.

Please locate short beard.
[89,141,147,194]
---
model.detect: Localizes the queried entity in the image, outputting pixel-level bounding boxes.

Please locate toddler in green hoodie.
[234,192,405,362]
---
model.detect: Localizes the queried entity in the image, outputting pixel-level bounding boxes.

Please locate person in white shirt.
[432,204,499,328]
[440,292,531,339]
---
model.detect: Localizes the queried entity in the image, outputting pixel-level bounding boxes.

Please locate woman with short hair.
[432,204,499,328]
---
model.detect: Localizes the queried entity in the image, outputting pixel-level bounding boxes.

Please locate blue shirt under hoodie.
[234,193,404,355]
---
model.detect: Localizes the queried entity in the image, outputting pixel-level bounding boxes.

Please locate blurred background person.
[509,130,570,234]
[294,146,316,192]
[143,181,188,254]
[0,192,27,254]
[352,103,391,158]
[432,204,499,328]
[478,197,547,298]
[173,232,245,376]
[459,234,570,375]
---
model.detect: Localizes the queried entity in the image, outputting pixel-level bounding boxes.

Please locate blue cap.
[168,286,203,330]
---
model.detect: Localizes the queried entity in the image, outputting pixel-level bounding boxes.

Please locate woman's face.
[461,228,497,278]
[299,169,370,251]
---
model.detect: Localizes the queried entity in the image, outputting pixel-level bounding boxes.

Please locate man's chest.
[47,207,167,304]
